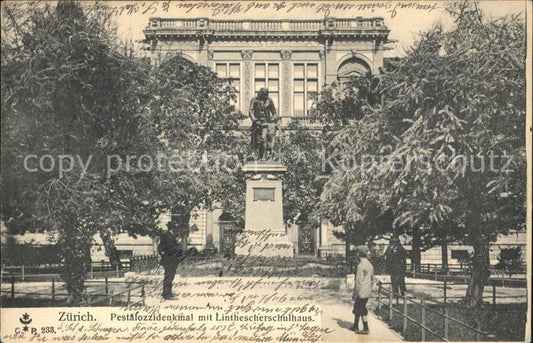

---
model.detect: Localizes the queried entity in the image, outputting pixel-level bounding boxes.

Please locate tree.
[316,76,394,251]
[383,4,525,307]
[316,1,526,308]
[276,123,326,226]
[1,1,149,303]
[136,55,246,249]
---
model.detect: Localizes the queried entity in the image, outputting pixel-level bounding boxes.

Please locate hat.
[355,245,369,255]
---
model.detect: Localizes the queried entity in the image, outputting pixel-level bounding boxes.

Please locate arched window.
[337,57,371,85]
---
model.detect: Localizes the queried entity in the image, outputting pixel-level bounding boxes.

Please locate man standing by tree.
[158,224,183,300]
[384,237,407,299]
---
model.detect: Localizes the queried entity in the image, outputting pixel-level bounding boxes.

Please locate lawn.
[172,255,351,278]
[375,302,527,341]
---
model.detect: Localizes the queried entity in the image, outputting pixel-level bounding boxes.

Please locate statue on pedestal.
[249,87,280,160]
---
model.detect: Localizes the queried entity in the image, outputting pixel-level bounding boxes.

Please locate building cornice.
[143,17,390,42]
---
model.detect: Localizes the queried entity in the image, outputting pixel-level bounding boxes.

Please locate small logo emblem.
[19,313,32,331]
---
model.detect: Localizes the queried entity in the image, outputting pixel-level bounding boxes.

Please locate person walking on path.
[351,245,375,335]
[384,237,407,299]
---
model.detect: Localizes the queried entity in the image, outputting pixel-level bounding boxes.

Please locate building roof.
[143,17,390,41]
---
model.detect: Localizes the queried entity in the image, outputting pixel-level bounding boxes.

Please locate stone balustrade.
[146,17,387,33]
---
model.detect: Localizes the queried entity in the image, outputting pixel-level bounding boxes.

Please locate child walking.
[351,245,375,334]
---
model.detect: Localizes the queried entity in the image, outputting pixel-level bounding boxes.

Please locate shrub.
[495,247,523,277]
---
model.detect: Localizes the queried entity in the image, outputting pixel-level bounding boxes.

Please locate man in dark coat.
[249,87,278,159]
[384,237,407,297]
[158,226,183,299]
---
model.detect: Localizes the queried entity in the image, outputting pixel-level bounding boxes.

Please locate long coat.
[353,257,375,299]
[249,94,277,151]
[384,243,407,275]
[158,231,182,267]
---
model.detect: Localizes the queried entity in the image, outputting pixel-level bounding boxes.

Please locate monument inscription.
[253,188,275,201]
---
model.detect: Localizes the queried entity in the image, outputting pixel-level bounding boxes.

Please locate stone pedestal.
[234,162,294,257]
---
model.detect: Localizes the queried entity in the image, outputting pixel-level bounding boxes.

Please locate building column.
[241,50,253,111]
[325,42,338,85]
[373,43,384,74]
[280,50,292,117]
[207,49,214,68]
[319,50,326,87]
[196,37,209,67]
[319,219,331,259]
[205,209,216,253]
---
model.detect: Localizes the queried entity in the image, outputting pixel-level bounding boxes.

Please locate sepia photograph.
[1,0,531,342]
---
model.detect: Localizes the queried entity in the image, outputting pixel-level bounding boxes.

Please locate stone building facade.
[140,17,391,257]
[143,17,390,126]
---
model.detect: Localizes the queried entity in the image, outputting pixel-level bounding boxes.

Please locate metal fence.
[1,260,133,281]
[378,278,526,308]
[130,254,160,273]
[375,283,491,341]
[406,263,526,277]
[2,277,145,307]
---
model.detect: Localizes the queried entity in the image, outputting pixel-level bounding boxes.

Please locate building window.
[254,63,279,113]
[293,63,318,117]
[337,58,371,92]
[216,63,241,109]
[451,249,470,260]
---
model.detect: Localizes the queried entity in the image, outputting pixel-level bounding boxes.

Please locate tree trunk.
[181,232,189,251]
[172,209,191,251]
[465,236,491,308]
[99,229,122,270]
[410,228,421,272]
[463,173,490,308]
[441,233,449,274]
[59,222,94,305]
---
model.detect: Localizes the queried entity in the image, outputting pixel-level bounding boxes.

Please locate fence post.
[141,281,146,305]
[402,296,408,335]
[11,276,15,299]
[443,277,447,304]
[52,279,55,301]
[21,265,25,282]
[90,263,94,279]
[127,290,131,305]
[109,291,114,306]
[492,283,496,309]
[105,277,109,296]
[389,285,393,320]
[421,299,426,341]
[434,270,438,280]
[377,283,382,311]
[116,263,119,277]
[444,306,449,340]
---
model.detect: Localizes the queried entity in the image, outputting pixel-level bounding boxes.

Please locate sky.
[99,0,528,57]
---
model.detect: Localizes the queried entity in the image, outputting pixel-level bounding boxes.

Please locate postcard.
[1,1,531,342]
